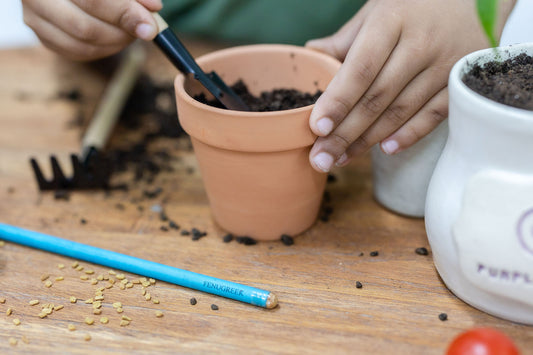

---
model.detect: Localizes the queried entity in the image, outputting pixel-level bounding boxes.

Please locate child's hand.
[22,0,163,61]
[306,0,515,172]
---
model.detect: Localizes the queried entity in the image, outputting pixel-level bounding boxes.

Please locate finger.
[305,1,375,61]
[342,64,449,157]
[71,0,160,40]
[309,15,402,139]
[25,11,125,61]
[23,0,133,46]
[380,88,449,155]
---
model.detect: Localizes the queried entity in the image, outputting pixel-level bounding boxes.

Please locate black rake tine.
[50,156,69,188]
[30,158,54,190]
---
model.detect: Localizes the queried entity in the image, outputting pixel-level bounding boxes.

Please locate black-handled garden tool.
[152,13,249,111]
[30,43,146,190]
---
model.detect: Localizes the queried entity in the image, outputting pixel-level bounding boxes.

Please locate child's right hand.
[22,0,162,61]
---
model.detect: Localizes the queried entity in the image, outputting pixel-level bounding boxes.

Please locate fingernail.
[136,23,156,40]
[335,153,349,167]
[316,118,334,136]
[313,152,334,172]
[381,140,399,155]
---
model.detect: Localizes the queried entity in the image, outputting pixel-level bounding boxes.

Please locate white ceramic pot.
[425,42,533,324]
[372,120,448,218]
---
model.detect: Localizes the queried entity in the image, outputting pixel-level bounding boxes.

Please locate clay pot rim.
[174,44,340,118]
[451,42,533,120]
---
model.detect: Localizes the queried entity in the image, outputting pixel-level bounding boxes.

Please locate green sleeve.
[160,0,366,45]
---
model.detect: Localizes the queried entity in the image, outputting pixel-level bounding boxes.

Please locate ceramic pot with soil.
[174,44,341,241]
[425,42,533,324]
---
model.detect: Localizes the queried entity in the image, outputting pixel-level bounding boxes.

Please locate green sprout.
[476,0,499,47]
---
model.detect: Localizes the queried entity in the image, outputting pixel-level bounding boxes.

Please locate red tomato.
[446,328,520,355]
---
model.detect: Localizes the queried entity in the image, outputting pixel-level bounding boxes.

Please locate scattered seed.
[84,334,91,341]
[80,275,89,281]
[0,240,4,247]
[93,309,102,315]
[42,307,53,315]
[190,298,197,306]
[235,236,257,245]
[13,318,21,326]
[85,269,95,275]
[280,234,294,246]
[38,312,47,319]
[116,307,124,313]
[85,317,94,325]
[94,295,104,301]
[92,301,102,309]
[58,263,65,269]
[149,278,156,285]
[355,281,363,289]
[415,247,429,256]
[6,307,13,316]
[370,251,379,257]
[90,279,98,285]
[21,336,29,344]
[72,261,79,268]
[108,270,116,275]
[119,319,130,327]
[84,298,93,304]
[75,265,84,271]
[70,296,77,303]
[439,313,448,321]
[169,220,180,230]
[144,293,151,301]
[180,230,190,236]
[54,305,64,311]
[121,315,131,321]
[100,317,109,324]
[222,234,234,243]
[152,299,160,304]
[80,219,87,225]
[29,300,39,306]
[40,274,50,281]
[211,304,219,311]
[9,338,17,346]
[0,297,5,303]
[55,276,64,281]
[155,310,164,318]
[141,280,151,287]
[116,274,125,280]
[68,324,76,331]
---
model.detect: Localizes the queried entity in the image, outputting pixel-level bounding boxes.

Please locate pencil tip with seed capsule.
[266,292,278,309]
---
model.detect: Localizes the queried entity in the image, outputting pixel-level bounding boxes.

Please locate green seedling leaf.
[476,0,499,47]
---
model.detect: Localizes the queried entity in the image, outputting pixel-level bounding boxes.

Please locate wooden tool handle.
[80,42,145,159]
[153,12,169,32]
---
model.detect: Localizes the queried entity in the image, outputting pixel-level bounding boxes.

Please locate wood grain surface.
[0,42,532,355]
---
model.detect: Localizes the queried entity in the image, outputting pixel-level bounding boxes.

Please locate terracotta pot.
[174,44,341,240]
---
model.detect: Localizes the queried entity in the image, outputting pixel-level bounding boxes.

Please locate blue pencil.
[0,223,278,309]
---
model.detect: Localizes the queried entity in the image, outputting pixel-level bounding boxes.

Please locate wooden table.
[1,42,532,355]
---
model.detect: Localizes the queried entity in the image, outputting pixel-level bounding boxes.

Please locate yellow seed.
[144,293,151,301]
[76,265,84,271]
[40,274,50,281]
[41,303,53,309]
[96,274,104,281]
[38,312,47,319]
[121,315,132,321]
[6,308,13,316]
[120,279,128,285]
[90,278,98,285]
[42,308,53,315]
[85,298,93,304]
[108,270,116,275]
[139,277,147,282]
[0,240,4,247]
[92,301,102,309]
[112,302,122,308]
[118,284,125,290]
[13,318,21,326]
[116,274,125,280]
[29,300,39,306]
[155,311,163,318]
[70,296,77,303]
[44,280,53,288]
[149,278,156,285]
[94,295,104,301]
[0,297,5,303]
[84,334,91,341]
[68,324,76,331]
[100,317,109,324]
[21,336,29,344]
[132,279,141,284]
[126,283,133,289]
[55,276,64,281]
[95,287,105,293]
[152,299,160,304]
[9,337,17,346]
[141,281,151,287]
[119,320,130,327]
[58,263,65,269]
[105,284,113,289]
[54,305,64,311]
[93,309,102,315]
[141,289,146,296]
[85,269,95,275]
[80,275,89,281]
[85,317,94,325]
[116,307,123,313]
[72,261,79,268]
[108,278,115,284]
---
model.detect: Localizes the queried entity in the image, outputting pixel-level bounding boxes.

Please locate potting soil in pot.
[195,80,322,111]
[462,52,533,110]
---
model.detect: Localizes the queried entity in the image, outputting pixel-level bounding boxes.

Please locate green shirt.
[160,0,366,45]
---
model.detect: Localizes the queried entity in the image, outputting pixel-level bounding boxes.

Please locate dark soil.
[462,52,533,110]
[195,80,322,112]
